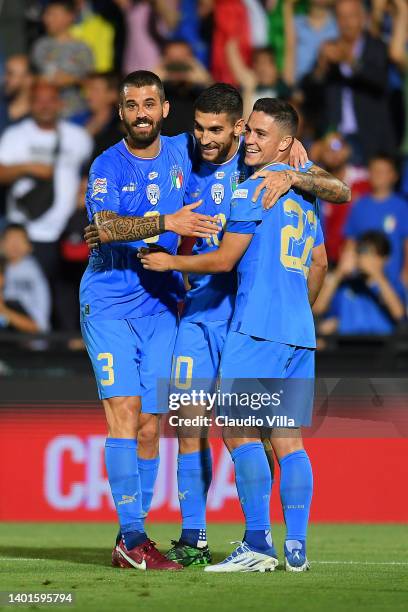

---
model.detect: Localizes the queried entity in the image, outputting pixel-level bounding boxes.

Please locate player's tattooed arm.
[251,164,351,209]
[84,203,219,248]
[290,164,352,204]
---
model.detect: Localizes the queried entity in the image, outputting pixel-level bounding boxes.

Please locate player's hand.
[165,201,219,237]
[289,138,309,171]
[250,170,294,209]
[137,247,174,272]
[84,223,100,249]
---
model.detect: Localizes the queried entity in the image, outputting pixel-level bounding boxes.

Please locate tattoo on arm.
[290,165,351,203]
[94,210,165,242]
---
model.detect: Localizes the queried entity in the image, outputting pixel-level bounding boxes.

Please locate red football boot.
[112,539,183,571]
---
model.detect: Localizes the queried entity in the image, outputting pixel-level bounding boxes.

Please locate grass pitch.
[0,523,407,612]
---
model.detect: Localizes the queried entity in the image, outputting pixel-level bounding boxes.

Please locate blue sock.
[280,449,313,547]
[105,438,146,550]
[178,449,212,547]
[231,442,272,552]
[138,456,160,524]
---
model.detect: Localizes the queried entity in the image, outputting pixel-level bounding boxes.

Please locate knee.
[104,396,140,438]
[271,434,304,462]
[138,415,160,457]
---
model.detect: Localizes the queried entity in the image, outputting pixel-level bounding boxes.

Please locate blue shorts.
[81,310,178,413]
[171,319,229,392]
[220,331,315,379]
[219,331,315,426]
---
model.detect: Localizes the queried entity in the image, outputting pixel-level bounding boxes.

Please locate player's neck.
[256,153,290,172]
[124,135,161,159]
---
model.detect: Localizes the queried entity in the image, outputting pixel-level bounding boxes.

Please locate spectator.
[226,42,294,119]
[31,0,94,122]
[307,0,396,164]
[386,0,408,198]
[2,55,33,126]
[59,173,89,331]
[156,40,212,135]
[117,0,179,74]
[311,131,369,265]
[314,231,405,335]
[171,0,209,64]
[211,0,251,85]
[83,71,123,159]
[0,80,92,287]
[0,224,51,332]
[343,155,408,289]
[284,0,338,83]
[70,0,115,73]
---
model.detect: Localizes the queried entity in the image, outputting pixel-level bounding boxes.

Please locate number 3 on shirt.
[280,199,316,278]
[206,213,227,247]
[98,352,115,386]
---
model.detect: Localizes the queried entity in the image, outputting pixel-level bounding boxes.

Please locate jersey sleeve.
[314,218,324,247]
[226,220,258,234]
[86,153,121,218]
[229,182,263,223]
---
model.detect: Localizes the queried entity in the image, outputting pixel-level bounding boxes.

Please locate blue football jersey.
[182,140,251,322]
[227,162,321,348]
[80,135,194,320]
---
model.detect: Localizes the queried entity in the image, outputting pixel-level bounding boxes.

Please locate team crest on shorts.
[211,183,224,205]
[146,183,160,206]
[170,165,184,189]
[92,177,107,197]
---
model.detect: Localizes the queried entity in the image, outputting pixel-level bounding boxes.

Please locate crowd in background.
[0,0,408,342]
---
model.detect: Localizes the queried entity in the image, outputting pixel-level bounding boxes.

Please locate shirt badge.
[91,177,107,197]
[146,183,160,206]
[148,171,158,180]
[215,171,225,179]
[211,183,225,205]
[170,165,184,189]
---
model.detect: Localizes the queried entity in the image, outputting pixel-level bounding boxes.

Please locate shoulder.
[59,120,91,141]
[90,143,123,175]
[0,118,31,141]
[163,133,195,155]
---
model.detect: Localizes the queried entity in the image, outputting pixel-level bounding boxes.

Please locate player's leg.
[270,347,315,572]
[167,320,221,566]
[82,318,181,571]
[137,412,161,525]
[205,332,281,572]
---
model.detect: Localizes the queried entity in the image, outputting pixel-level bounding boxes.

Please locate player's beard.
[124,116,164,149]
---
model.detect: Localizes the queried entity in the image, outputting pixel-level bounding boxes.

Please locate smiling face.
[194,110,243,164]
[244,111,293,168]
[119,84,169,149]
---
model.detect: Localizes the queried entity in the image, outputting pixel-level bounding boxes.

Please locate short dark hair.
[119,71,165,104]
[252,98,299,136]
[194,83,243,123]
[46,0,76,12]
[368,154,399,172]
[358,231,391,258]
[3,223,29,239]
[88,71,120,91]
[252,46,276,62]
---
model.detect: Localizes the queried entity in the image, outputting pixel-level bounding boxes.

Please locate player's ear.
[279,135,293,153]
[162,100,170,119]
[234,118,245,136]
[118,104,123,121]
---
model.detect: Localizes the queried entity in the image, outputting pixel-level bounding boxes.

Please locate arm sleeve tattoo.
[290,164,351,203]
[94,211,166,243]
